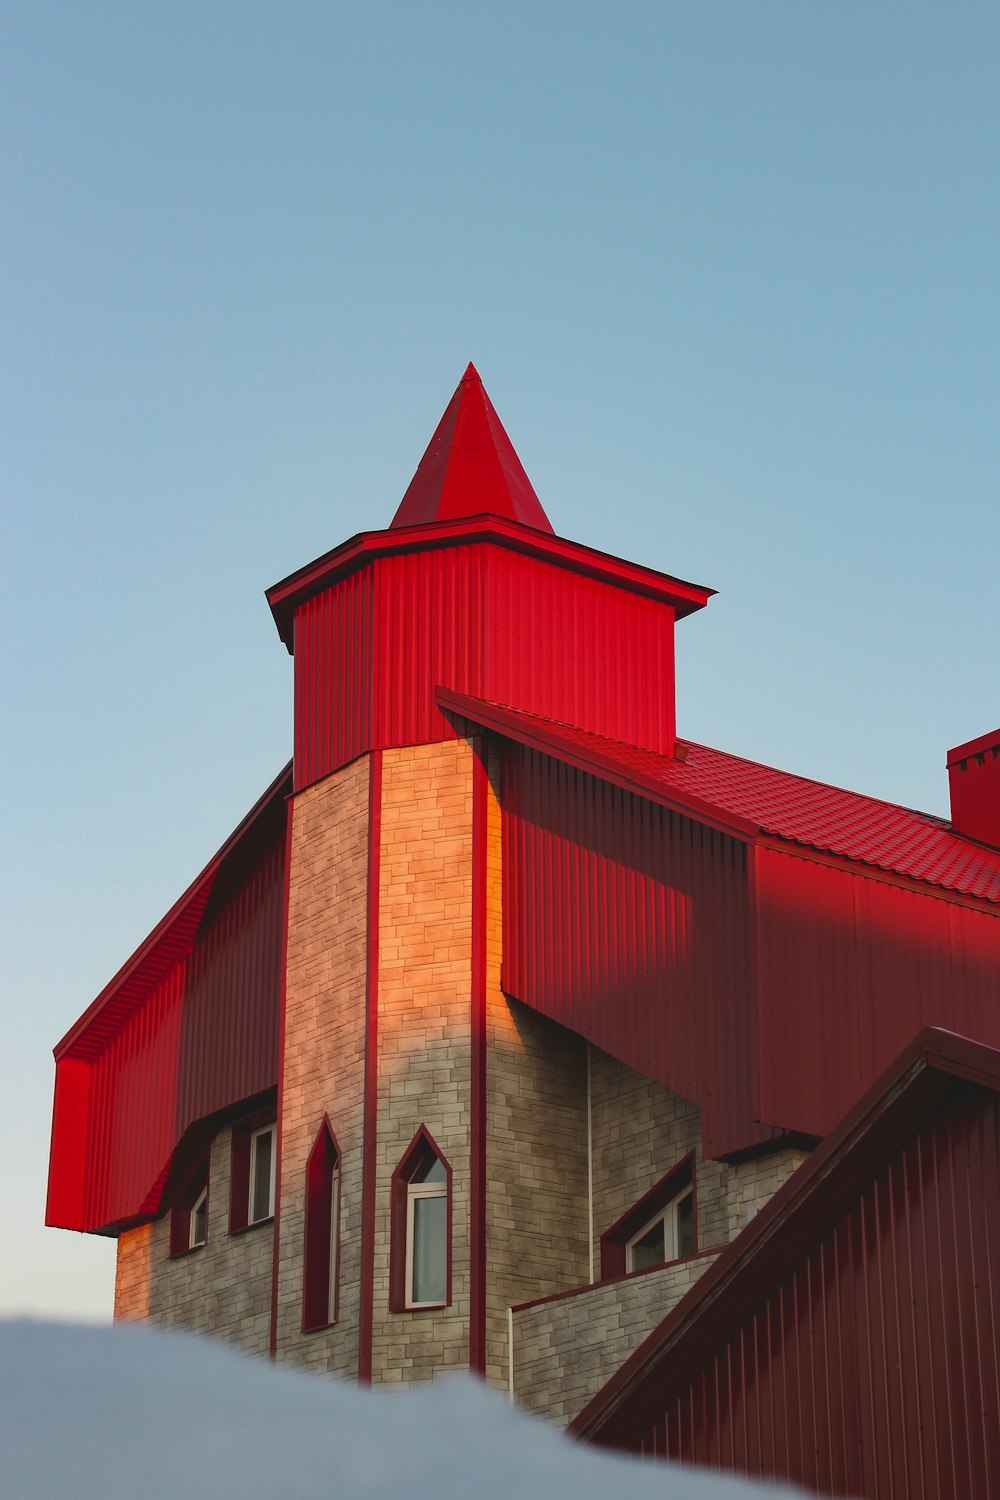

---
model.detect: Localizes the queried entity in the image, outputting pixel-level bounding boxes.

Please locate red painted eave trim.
[266,516,713,651]
[569,1024,1000,1442]
[436,688,757,843]
[53,762,293,1060]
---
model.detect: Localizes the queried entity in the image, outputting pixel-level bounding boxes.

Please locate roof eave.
[53,762,293,1061]
[436,688,756,842]
[266,516,714,652]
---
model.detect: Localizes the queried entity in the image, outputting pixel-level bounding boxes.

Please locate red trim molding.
[469,743,488,1372]
[358,750,382,1382]
[269,794,294,1358]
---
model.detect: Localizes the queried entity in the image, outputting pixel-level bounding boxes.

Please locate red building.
[48,366,1000,1495]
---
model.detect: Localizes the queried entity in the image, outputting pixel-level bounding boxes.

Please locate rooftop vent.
[947,729,1000,849]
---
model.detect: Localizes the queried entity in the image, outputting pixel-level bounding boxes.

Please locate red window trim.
[600,1152,697,1280]
[302,1115,341,1333]
[389,1125,452,1313]
[169,1154,210,1259]
[229,1107,277,1235]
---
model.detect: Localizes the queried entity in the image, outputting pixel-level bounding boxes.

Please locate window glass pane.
[676,1191,694,1257]
[251,1130,273,1222]
[411,1195,447,1303]
[630,1216,666,1272]
[413,1154,446,1185]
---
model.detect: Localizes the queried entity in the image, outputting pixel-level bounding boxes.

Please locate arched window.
[390,1127,451,1311]
[302,1118,340,1331]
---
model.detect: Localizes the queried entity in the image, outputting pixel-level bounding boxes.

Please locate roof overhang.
[54,763,292,1062]
[436,688,757,843]
[267,515,714,652]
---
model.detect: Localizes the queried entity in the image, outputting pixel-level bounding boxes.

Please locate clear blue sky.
[3,2,998,1319]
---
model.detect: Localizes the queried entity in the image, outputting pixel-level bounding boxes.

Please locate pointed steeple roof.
[390,363,554,533]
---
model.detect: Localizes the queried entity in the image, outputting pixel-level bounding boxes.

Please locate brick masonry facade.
[275,753,370,1375]
[511,1251,722,1426]
[110,735,810,1418]
[114,1125,274,1356]
[506,1046,811,1424]
[369,739,474,1382]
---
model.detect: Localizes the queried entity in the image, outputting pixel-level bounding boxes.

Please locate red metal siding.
[292,542,676,791]
[756,846,1000,1138]
[627,1087,1000,1499]
[502,743,766,1158]
[49,837,285,1233]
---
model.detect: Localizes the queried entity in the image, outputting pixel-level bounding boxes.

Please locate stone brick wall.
[511,1251,720,1426]
[369,740,474,1384]
[275,755,370,1375]
[114,1224,152,1321]
[114,1125,274,1356]
[589,1046,809,1259]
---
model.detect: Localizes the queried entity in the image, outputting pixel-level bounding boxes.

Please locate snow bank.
[1,1320,804,1499]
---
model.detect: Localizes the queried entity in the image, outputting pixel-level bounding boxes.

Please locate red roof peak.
[389,365,554,533]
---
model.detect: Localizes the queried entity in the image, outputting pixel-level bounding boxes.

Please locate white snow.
[1,1320,806,1499]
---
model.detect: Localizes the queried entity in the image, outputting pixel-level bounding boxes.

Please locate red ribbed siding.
[502,744,764,1158]
[630,1087,1000,1499]
[292,543,675,790]
[756,846,1000,1138]
[48,838,284,1233]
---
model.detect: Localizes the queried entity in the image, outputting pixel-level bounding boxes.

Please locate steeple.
[389,363,554,533]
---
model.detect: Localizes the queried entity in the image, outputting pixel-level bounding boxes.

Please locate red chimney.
[947,729,1000,848]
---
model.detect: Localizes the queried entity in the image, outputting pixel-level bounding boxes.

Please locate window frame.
[389,1126,452,1313]
[624,1182,694,1273]
[600,1153,697,1280]
[188,1185,208,1250]
[229,1108,278,1235]
[248,1122,277,1226]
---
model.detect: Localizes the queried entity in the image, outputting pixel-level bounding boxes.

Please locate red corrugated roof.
[437,690,1000,904]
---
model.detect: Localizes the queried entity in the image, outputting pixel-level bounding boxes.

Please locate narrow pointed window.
[169,1155,210,1257]
[390,1127,451,1312]
[303,1118,340,1331]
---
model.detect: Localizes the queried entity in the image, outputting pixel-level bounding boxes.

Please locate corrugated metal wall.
[501,744,765,1158]
[50,838,284,1233]
[756,846,1000,1138]
[292,543,676,790]
[628,1086,1000,1498]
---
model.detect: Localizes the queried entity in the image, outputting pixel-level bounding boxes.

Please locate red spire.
[390,363,554,532]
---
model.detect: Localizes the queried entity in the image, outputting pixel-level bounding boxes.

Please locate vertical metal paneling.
[292,542,677,791]
[756,847,1000,1138]
[629,1088,1000,1499]
[55,836,285,1232]
[501,742,761,1157]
